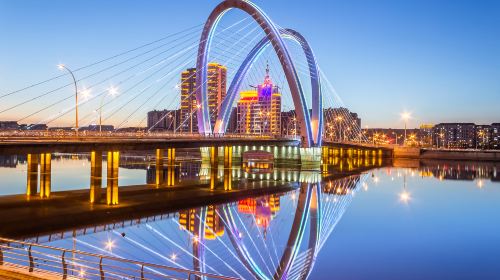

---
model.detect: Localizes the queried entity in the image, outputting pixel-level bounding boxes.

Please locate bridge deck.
[0,137,300,154]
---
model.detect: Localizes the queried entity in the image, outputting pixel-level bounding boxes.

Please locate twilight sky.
[1,0,499,128]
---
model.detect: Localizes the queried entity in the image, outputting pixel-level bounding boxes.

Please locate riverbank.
[393,146,500,161]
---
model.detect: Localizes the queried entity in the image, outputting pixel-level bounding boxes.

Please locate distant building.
[281,110,298,136]
[27,124,48,130]
[475,124,491,149]
[80,125,115,132]
[432,123,476,149]
[0,121,19,130]
[418,124,434,146]
[179,63,227,133]
[491,123,500,149]
[147,109,180,131]
[236,65,281,135]
[48,127,73,131]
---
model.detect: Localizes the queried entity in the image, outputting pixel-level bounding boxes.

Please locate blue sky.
[1,0,499,128]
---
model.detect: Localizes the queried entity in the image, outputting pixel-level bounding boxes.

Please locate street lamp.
[58,64,79,135]
[401,112,411,145]
[99,86,118,134]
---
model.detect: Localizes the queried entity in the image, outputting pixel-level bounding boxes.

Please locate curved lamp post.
[57,64,79,136]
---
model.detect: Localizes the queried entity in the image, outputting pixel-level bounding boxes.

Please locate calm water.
[0,153,499,279]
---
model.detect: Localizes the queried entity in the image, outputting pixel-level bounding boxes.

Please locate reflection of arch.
[214,28,323,147]
[196,0,318,147]
[222,182,322,280]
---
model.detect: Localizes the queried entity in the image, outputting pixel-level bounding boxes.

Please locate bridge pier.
[26,154,39,197]
[155,149,165,187]
[90,151,103,203]
[167,148,175,186]
[39,153,51,199]
[223,146,233,190]
[25,153,51,199]
[210,146,219,190]
[106,151,119,205]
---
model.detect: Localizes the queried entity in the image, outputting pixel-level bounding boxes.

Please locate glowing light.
[170,253,177,261]
[79,269,86,277]
[401,111,411,121]
[57,64,65,70]
[81,88,92,100]
[105,239,115,251]
[193,235,199,243]
[373,176,379,183]
[108,86,119,96]
[399,191,411,203]
[477,180,484,188]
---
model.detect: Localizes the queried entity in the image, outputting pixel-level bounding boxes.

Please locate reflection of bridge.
[0,172,364,280]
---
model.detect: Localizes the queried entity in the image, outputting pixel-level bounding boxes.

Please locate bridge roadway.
[0,135,300,155]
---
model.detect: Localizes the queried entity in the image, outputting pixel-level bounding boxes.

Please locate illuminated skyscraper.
[179,63,227,133]
[236,64,281,135]
[180,68,198,133]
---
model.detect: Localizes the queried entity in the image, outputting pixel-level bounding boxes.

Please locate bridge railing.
[0,237,238,280]
[0,130,301,142]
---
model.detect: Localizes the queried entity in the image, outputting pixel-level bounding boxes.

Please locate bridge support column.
[223,146,233,190]
[26,154,39,197]
[90,151,102,203]
[156,149,165,187]
[210,146,218,190]
[106,151,119,205]
[167,148,175,186]
[39,153,51,199]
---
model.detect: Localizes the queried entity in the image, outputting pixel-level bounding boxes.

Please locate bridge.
[0,0,392,279]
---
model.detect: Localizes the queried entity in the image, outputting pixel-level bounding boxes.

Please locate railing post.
[0,244,3,265]
[62,250,67,279]
[28,245,34,272]
[99,256,105,280]
[141,264,145,280]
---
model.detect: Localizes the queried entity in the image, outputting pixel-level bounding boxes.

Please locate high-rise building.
[180,68,198,133]
[236,65,281,135]
[179,63,227,133]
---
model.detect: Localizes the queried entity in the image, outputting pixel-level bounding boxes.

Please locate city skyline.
[1,0,499,128]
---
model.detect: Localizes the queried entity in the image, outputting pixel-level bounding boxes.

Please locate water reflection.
[1,149,499,279]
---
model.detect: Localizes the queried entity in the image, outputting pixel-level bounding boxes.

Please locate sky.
[0,0,499,128]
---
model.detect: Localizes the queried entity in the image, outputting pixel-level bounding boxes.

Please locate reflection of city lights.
[193,235,199,243]
[171,253,177,261]
[477,180,484,188]
[399,191,411,203]
[373,177,379,183]
[291,193,296,200]
[79,269,86,277]
[105,239,114,251]
[362,182,368,191]
[238,232,243,238]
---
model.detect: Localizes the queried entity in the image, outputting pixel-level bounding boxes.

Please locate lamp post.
[58,64,79,136]
[401,112,411,145]
[99,86,118,134]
